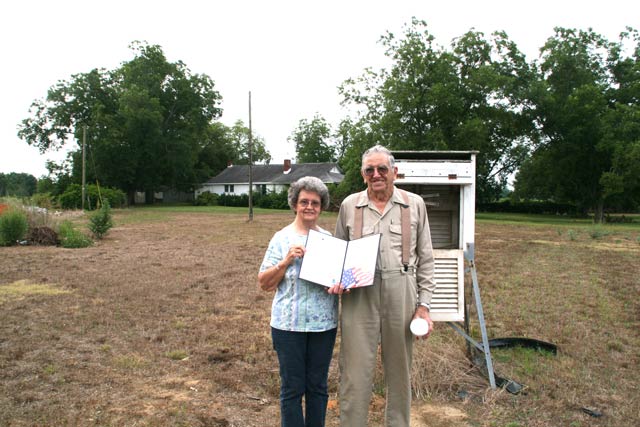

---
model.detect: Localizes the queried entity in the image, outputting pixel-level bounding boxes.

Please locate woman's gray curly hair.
[288,176,330,212]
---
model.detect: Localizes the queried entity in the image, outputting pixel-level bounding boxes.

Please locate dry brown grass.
[0,208,638,426]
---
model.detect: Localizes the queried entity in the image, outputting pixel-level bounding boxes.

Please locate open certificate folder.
[299,229,381,288]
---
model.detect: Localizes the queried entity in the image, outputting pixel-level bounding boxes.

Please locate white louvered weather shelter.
[393,150,497,388]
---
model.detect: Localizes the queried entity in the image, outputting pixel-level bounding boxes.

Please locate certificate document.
[299,229,381,288]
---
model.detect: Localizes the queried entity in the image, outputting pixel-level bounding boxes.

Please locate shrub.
[0,208,29,246]
[88,200,113,239]
[195,191,219,206]
[31,192,56,210]
[58,220,93,248]
[217,193,249,207]
[214,191,290,210]
[477,199,581,216]
[254,190,289,209]
[588,227,610,240]
[59,184,126,210]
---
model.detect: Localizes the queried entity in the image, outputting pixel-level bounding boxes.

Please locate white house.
[196,160,344,197]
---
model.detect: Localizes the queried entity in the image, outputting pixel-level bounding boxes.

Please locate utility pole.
[248,91,254,221]
[82,125,87,210]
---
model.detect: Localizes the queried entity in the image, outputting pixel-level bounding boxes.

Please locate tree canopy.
[0,173,37,197]
[290,115,336,163]
[18,42,227,202]
[338,19,536,202]
[14,25,639,218]
[514,27,640,219]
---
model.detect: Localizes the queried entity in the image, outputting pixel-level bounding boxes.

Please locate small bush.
[0,208,29,246]
[588,227,610,240]
[58,220,93,248]
[195,191,219,206]
[255,190,289,209]
[214,191,290,210]
[31,192,56,210]
[59,184,126,210]
[477,199,581,216]
[88,201,113,239]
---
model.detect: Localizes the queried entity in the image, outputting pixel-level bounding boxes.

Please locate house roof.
[203,163,344,185]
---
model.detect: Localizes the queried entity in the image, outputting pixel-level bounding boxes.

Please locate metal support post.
[468,258,497,389]
[445,242,496,389]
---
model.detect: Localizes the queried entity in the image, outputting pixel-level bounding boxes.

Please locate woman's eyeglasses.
[298,199,321,208]
[363,165,390,177]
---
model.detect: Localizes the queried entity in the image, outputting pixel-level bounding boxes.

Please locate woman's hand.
[327,283,350,295]
[284,245,306,265]
[258,244,306,292]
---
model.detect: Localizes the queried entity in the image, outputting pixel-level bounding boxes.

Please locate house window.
[256,184,267,195]
[224,184,235,193]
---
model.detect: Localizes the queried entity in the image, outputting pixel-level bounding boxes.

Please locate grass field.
[1,206,638,426]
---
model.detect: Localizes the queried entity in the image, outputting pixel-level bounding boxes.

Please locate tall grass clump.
[88,200,113,239]
[0,208,29,246]
[58,220,93,248]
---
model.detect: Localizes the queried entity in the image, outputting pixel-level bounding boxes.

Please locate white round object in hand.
[410,318,429,336]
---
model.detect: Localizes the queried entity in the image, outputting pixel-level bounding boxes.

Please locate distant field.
[477,211,640,227]
[1,207,638,426]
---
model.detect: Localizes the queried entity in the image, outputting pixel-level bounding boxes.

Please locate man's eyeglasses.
[298,199,321,208]
[363,165,390,177]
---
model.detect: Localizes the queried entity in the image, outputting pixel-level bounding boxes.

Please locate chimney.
[283,159,292,174]
[227,160,233,168]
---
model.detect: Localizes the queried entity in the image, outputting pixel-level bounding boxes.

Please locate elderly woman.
[258,176,338,427]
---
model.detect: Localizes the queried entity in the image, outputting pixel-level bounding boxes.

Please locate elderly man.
[329,144,435,427]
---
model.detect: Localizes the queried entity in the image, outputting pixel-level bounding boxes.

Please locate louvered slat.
[430,249,464,322]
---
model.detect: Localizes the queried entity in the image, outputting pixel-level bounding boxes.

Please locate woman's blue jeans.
[271,327,337,427]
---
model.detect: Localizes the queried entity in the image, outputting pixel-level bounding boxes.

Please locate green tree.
[193,121,272,183]
[334,118,381,198]
[290,115,336,163]
[227,120,271,165]
[18,42,224,204]
[88,200,113,239]
[515,27,640,220]
[42,159,75,197]
[195,122,237,181]
[0,173,37,197]
[339,19,536,202]
[335,118,356,164]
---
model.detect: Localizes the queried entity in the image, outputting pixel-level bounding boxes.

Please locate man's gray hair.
[361,144,395,170]
[288,176,330,211]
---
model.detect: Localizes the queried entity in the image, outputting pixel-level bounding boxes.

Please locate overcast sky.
[1,0,637,177]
